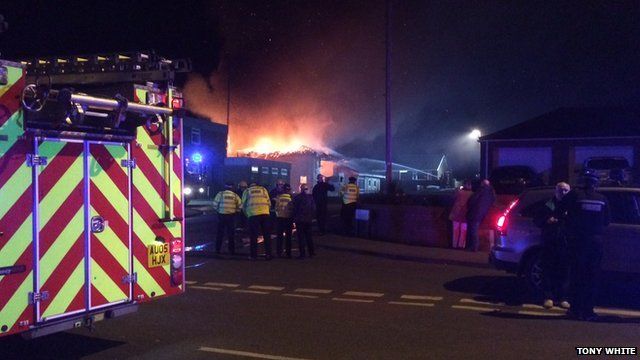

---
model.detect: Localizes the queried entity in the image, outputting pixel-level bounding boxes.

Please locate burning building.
[224,157,291,190]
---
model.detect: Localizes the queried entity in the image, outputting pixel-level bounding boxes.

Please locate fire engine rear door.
[87,141,132,310]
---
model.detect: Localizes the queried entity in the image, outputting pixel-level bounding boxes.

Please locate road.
[3,234,640,360]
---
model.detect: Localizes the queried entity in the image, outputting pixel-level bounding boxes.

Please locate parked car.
[583,156,633,184]
[489,165,544,195]
[490,186,640,291]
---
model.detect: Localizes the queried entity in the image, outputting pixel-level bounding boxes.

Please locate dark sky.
[1,1,639,174]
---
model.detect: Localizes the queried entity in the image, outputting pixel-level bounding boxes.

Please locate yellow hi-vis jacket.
[275,193,293,218]
[340,183,359,204]
[213,190,242,214]
[242,185,271,217]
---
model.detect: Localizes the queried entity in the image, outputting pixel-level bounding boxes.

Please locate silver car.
[490,186,640,290]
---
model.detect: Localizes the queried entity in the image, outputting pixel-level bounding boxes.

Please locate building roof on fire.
[479,107,640,141]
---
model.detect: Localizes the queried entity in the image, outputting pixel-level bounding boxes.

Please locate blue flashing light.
[191,153,203,163]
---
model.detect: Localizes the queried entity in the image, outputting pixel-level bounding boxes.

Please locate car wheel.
[524,251,544,293]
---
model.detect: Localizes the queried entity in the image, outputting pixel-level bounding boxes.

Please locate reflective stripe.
[242,186,270,217]
[213,190,241,214]
[341,184,359,204]
[275,194,293,218]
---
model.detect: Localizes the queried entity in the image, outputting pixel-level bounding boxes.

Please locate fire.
[243,136,309,155]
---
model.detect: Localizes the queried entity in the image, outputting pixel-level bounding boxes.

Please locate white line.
[233,289,269,295]
[184,280,198,285]
[205,282,240,288]
[452,305,500,312]
[518,310,565,317]
[189,286,223,291]
[389,301,435,307]
[595,307,640,317]
[283,293,319,299]
[332,297,375,303]
[401,295,443,301]
[459,298,505,306]
[249,285,285,291]
[294,288,333,294]
[199,346,312,360]
[343,291,384,298]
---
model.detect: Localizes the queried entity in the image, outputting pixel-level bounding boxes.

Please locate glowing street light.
[468,129,482,141]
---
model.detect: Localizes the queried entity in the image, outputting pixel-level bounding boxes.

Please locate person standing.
[312,174,335,235]
[212,183,243,255]
[293,183,316,258]
[465,179,496,252]
[448,179,473,249]
[564,174,610,321]
[534,182,571,309]
[242,182,272,260]
[340,176,360,236]
[270,178,286,210]
[275,184,294,258]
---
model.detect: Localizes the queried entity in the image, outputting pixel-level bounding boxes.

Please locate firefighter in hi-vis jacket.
[212,183,242,255]
[242,183,272,260]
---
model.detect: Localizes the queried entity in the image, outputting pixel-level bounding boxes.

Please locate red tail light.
[496,199,519,234]
[170,238,184,287]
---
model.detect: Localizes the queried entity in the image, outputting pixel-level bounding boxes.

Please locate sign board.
[355,209,370,221]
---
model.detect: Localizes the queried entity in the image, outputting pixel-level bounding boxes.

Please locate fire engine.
[0,52,188,338]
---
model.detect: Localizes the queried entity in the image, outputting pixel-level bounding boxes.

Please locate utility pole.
[385,0,393,192]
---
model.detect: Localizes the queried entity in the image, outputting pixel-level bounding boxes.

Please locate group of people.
[448,178,497,252]
[534,174,609,321]
[211,174,360,260]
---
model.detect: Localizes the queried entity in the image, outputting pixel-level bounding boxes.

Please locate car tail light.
[496,198,519,235]
[170,238,184,287]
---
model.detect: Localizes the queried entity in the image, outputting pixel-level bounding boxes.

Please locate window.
[190,128,201,145]
[251,166,259,173]
[300,176,307,185]
[602,191,640,225]
[272,167,279,175]
[262,167,269,174]
[281,168,288,176]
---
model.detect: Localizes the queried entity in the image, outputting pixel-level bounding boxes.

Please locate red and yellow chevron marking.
[0,63,34,336]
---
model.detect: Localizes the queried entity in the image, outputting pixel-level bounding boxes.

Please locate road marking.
[459,298,505,306]
[522,304,566,312]
[205,282,240,288]
[283,293,319,299]
[452,305,500,312]
[518,310,565,317]
[343,291,384,298]
[332,297,375,303]
[249,285,285,291]
[401,295,443,301]
[185,280,198,285]
[233,289,269,295]
[389,301,435,307]
[294,288,333,294]
[189,286,223,291]
[199,346,312,360]
[595,307,640,317]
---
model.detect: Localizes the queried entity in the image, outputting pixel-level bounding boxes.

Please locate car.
[583,156,633,184]
[489,186,640,291]
[489,165,544,195]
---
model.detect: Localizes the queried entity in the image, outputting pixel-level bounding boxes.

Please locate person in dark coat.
[465,179,496,252]
[312,174,335,235]
[293,183,316,258]
[563,174,610,321]
[534,182,571,309]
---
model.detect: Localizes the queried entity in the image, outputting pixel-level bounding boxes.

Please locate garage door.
[497,147,552,173]
[574,146,634,167]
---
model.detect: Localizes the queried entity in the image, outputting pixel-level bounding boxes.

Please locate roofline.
[479,135,640,143]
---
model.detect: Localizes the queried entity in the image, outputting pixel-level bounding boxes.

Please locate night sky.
[1,1,639,175]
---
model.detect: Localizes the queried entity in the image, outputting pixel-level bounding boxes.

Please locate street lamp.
[468,129,481,141]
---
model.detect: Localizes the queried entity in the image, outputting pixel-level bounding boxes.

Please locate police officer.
[212,183,242,255]
[564,173,610,321]
[313,174,335,235]
[275,184,294,258]
[340,176,359,236]
[242,182,273,260]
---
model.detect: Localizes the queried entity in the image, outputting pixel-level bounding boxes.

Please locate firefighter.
[313,174,335,235]
[275,184,294,258]
[340,176,360,236]
[564,173,610,321]
[242,182,273,260]
[212,183,242,255]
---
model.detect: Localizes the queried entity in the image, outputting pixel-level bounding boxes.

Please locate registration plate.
[147,243,170,268]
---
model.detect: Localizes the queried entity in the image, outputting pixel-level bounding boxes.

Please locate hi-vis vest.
[213,190,242,214]
[341,183,359,204]
[275,193,293,218]
[242,185,271,217]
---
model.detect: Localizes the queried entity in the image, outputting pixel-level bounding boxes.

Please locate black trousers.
[341,203,356,235]
[315,203,328,233]
[569,237,603,317]
[276,217,293,256]
[216,213,236,254]
[541,241,569,301]
[296,221,314,257]
[465,220,481,251]
[248,214,272,258]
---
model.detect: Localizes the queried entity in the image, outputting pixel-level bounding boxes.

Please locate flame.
[248,137,307,154]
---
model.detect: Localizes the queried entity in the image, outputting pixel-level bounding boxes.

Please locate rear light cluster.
[496,199,519,235]
[170,238,184,287]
